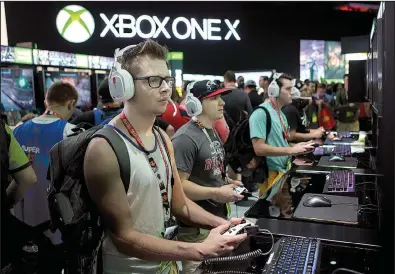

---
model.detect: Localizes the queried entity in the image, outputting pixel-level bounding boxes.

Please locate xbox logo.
[56,5,95,43]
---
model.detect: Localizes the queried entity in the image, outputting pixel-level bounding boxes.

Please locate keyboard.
[313,145,352,157]
[323,169,355,193]
[331,145,352,157]
[337,131,352,139]
[262,237,321,274]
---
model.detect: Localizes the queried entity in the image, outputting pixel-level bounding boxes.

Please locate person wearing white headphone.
[172,80,245,273]
[83,40,246,274]
[249,73,315,217]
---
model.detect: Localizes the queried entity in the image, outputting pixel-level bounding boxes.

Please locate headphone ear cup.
[268,81,280,97]
[108,67,135,102]
[185,93,202,117]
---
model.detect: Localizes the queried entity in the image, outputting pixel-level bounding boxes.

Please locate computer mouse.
[329,155,345,162]
[303,195,332,207]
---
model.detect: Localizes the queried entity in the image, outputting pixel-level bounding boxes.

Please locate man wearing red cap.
[172,80,245,272]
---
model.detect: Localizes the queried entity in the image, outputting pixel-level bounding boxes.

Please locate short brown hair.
[271,73,293,89]
[317,83,327,89]
[224,70,236,83]
[46,82,78,105]
[119,39,168,76]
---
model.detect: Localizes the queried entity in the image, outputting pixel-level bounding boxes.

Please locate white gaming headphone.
[268,73,283,98]
[185,81,203,117]
[108,45,137,102]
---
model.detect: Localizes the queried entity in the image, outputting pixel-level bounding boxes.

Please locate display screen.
[371,30,378,113]
[89,56,113,70]
[324,41,346,80]
[300,40,325,81]
[48,51,77,67]
[300,40,346,81]
[88,56,101,69]
[1,46,15,63]
[33,49,50,65]
[1,68,35,111]
[44,71,91,108]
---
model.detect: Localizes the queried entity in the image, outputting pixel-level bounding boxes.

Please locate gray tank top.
[102,128,174,274]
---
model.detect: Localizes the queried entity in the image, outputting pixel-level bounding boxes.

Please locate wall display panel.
[1,68,35,111]
[1,45,15,63]
[44,71,92,108]
[324,41,346,79]
[300,40,325,81]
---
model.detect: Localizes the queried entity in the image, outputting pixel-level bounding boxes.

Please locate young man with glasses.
[83,40,246,274]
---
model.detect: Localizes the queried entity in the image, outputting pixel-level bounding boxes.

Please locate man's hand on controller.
[198,223,247,260]
[290,142,315,155]
[213,184,244,203]
[228,217,245,226]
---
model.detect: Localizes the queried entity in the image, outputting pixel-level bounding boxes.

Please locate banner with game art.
[324,41,346,80]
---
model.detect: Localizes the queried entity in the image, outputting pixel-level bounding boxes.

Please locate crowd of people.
[1,39,371,274]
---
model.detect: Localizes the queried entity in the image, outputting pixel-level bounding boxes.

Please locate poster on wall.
[324,41,346,80]
[300,40,325,81]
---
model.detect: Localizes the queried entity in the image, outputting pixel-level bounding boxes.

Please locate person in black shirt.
[282,80,324,142]
[244,80,263,110]
[221,71,253,130]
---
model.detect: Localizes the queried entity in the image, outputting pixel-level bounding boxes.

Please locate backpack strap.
[255,106,272,141]
[92,127,131,192]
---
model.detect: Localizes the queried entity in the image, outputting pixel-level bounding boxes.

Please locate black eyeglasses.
[133,76,175,88]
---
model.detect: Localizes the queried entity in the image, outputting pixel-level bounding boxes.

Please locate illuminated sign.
[56,5,95,43]
[56,6,240,43]
[99,14,240,41]
[168,52,184,60]
[14,47,33,64]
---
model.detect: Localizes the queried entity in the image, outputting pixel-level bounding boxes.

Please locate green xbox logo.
[56,5,95,43]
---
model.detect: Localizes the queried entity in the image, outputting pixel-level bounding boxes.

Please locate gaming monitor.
[1,68,35,111]
[96,73,108,89]
[44,71,92,109]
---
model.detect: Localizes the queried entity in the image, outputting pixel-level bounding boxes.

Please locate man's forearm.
[254,143,291,157]
[181,179,217,201]
[290,131,315,142]
[174,197,227,229]
[110,228,204,261]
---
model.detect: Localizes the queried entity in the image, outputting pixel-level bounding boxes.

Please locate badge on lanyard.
[159,182,170,212]
[149,157,159,173]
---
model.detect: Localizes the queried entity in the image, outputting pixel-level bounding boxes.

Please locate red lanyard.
[119,111,171,211]
[270,100,289,141]
[43,110,63,120]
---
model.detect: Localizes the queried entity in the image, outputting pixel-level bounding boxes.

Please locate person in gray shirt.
[172,80,245,272]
